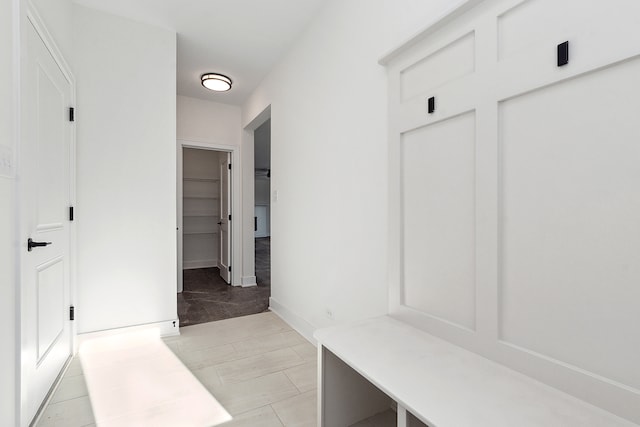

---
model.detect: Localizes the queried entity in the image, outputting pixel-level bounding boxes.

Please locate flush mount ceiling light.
[201,73,232,92]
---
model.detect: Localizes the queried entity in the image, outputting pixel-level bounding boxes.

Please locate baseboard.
[269,297,316,345]
[30,356,73,427]
[183,260,217,270]
[241,276,257,287]
[77,319,180,347]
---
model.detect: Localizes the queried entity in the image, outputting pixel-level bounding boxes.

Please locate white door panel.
[21,20,73,425]
[36,257,65,361]
[218,153,231,283]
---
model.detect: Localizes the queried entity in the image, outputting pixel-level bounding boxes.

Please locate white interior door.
[21,20,73,424]
[218,153,231,283]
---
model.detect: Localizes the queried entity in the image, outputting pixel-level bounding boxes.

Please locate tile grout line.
[210,346,305,368]
[213,358,308,387]
[231,404,284,426]
[173,336,308,373]
[42,394,91,408]
[176,323,293,344]
[270,403,287,427]
[48,382,89,406]
[269,389,318,427]
[282,369,303,394]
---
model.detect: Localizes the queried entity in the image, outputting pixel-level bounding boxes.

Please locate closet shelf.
[184,195,219,200]
[183,211,218,217]
[183,231,219,236]
[184,177,220,182]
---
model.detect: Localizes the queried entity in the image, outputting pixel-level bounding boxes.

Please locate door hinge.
[254,216,257,231]
[69,107,75,122]
[228,163,231,170]
[229,266,231,272]
[69,206,74,221]
[557,41,569,67]
[228,214,231,221]
[69,306,75,321]
[427,96,435,114]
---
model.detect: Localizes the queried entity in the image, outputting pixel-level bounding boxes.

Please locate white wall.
[242,0,459,331]
[74,5,177,334]
[0,0,18,423]
[177,95,241,144]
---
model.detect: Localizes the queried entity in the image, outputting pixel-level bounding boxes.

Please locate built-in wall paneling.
[402,112,476,331]
[386,0,640,423]
[183,148,221,269]
[499,58,640,392]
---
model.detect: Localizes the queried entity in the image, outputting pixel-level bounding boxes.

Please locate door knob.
[217,221,223,225]
[28,238,52,252]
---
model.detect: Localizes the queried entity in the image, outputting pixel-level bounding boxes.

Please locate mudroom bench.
[314,316,635,427]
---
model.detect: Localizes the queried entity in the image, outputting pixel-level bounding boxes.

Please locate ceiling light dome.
[201,73,232,92]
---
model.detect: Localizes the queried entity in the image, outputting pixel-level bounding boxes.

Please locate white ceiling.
[73,0,326,105]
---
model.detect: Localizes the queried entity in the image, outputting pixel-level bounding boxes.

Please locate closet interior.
[182,148,221,271]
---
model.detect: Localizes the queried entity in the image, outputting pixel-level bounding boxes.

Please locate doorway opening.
[177,143,269,327]
[254,119,271,289]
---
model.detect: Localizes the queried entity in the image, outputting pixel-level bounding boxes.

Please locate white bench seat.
[315,316,637,427]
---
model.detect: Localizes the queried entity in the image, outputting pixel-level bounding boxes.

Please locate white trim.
[27,356,72,427]
[26,4,75,85]
[269,297,316,345]
[241,276,257,287]
[244,105,272,132]
[178,140,237,155]
[177,139,241,287]
[176,142,183,292]
[76,319,180,348]
[12,0,22,425]
[240,105,272,303]
[378,0,483,66]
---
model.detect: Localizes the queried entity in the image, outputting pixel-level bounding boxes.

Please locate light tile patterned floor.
[36,312,318,427]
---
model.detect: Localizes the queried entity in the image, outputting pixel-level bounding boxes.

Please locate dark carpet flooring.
[178,237,271,327]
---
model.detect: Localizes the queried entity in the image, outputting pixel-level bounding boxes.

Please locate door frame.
[19,6,76,426]
[177,139,240,292]
[241,105,272,288]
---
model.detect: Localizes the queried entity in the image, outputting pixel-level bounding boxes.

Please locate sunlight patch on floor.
[79,328,232,426]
